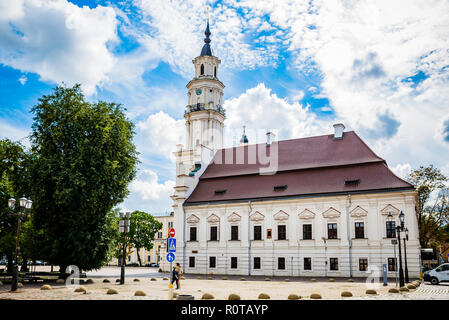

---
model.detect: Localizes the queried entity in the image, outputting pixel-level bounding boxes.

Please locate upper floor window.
[200,64,204,75]
[254,225,262,240]
[328,223,338,239]
[157,231,162,239]
[303,224,312,240]
[355,222,364,239]
[190,226,197,241]
[386,221,396,238]
[231,225,239,240]
[168,222,173,228]
[210,226,218,241]
[278,225,286,240]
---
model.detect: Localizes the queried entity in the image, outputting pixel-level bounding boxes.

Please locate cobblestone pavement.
[351,283,449,300]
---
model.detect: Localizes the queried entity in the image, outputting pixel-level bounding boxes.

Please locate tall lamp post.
[396,211,405,287]
[8,196,32,292]
[119,212,131,285]
[403,227,409,283]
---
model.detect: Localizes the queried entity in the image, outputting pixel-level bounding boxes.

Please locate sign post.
[167,228,176,300]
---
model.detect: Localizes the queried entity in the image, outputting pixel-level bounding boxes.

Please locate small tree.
[128,211,163,266]
[408,165,449,248]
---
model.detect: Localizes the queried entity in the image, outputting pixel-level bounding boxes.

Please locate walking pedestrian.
[175,263,183,289]
[171,266,179,289]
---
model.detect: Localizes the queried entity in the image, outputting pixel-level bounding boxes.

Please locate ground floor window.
[253,257,261,269]
[359,258,368,271]
[189,256,195,268]
[388,257,397,271]
[209,256,216,268]
[231,257,238,269]
[278,257,286,270]
[147,255,151,262]
[304,257,312,270]
[330,258,338,271]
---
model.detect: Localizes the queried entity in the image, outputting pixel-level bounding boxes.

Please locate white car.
[423,263,449,285]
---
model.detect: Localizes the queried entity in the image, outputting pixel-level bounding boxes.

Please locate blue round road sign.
[167,252,175,262]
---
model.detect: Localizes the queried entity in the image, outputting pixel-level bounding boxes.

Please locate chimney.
[333,123,345,140]
[266,131,275,146]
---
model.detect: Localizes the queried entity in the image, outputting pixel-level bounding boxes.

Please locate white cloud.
[391,163,412,180]
[18,74,27,85]
[0,119,30,146]
[0,0,118,95]
[122,169,175,212]
[223,83,329,146]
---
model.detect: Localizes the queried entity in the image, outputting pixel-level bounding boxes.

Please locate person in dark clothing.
[171,266,179,289]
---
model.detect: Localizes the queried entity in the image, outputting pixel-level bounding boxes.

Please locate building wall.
[173,191,420,278]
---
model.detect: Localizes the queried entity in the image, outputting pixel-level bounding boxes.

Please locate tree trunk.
[137,249,142,267]
[6,253,13,274]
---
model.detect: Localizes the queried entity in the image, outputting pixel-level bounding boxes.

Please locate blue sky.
[1,0,449,212]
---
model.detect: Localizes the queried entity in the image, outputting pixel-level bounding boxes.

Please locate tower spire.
[200,9,212,56]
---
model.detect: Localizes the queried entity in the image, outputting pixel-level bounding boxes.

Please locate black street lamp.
[119,212,130,285]
[404,227,409,283]
[8,196,32,292]
[396,211,405,287]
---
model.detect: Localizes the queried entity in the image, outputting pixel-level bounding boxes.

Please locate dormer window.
[273,185,288,191]
[200,64,204,75]
[344,179,360,186]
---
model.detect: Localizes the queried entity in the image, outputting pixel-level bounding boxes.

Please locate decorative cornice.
[274,210,289,221]
[380,204,400,215]
[250,211,265,222]
[227,212,241,222]
[298,209,316,220]
[350,206,368,217]
[207,213,220,223]
[322,207,341,219]
[186,214,200,224]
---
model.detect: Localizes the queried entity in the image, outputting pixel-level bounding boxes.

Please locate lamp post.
[396,211,405,287]
[8,196,32,292]
[404,227,409,283]
[119,212,131,285]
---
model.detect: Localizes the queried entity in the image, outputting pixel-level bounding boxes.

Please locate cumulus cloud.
[0,0,118,95]
[18,75,27,85]
[391,163,412,180]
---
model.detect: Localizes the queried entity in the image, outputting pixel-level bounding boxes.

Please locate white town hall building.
[171,20,420,278]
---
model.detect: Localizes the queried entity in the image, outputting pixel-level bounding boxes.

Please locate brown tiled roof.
[185,131,414,205]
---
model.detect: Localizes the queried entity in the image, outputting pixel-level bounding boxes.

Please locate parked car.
[127,262,139,267]
[145,263,159,268]
[423,263,449,285]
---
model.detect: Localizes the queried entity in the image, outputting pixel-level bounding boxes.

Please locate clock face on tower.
[196,88,202,96]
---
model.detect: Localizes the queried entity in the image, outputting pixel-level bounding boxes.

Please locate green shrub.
[288,294,301,300]
[107,288,119,295]
[40,284,52,290]
[133,278,140,282]
[310,293,321,299]
[103,279,111,283]
[74,286,86,293]
[202,293,214,299]
[399,287,409,292]
[388,288,399,293]
[134,290,146,296]
[365,289,377,295]
[258,293,270,299]
[341,291,352,297]
[228,294,241,300]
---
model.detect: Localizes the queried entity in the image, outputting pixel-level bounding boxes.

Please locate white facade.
[171,23,420,279]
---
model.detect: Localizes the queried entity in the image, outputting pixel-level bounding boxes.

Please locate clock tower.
[184,19,225,151]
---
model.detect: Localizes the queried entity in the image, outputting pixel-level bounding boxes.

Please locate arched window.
[200,64,204,75]
[214,66,217,77]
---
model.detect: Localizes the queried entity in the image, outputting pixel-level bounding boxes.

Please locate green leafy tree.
[29,84,139,276]
[408,165,449,248]
[128,211,163,266]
